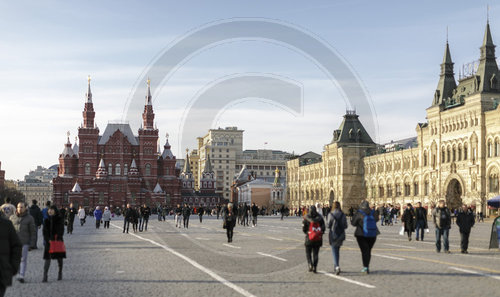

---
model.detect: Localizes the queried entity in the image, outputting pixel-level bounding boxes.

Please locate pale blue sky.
[0,0,496,179]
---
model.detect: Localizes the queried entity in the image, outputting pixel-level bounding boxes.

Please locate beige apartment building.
[287,23,500,215]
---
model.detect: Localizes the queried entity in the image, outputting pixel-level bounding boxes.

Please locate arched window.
[458,146,462,161]
[464,144,468,160]
[489,173,499,193]
[488,141,493,158]
[108,164,112,175]
[496,139,499,157]
[145,163,151,176]
[124,164,128,175]
[115,164,121,175]
[85,163,91,175]
[423,152,428,167]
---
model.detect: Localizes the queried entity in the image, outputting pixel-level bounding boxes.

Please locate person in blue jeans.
[326,201,347,275]
[432,200,451,253]
[414,202,428,241]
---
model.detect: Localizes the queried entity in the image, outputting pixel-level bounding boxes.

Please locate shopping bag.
[425,228,430,233]
[399,226,404,236]
[49,235,66,254]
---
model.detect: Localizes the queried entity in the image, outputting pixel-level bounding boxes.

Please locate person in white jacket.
[78,206,86,226]
[102,207,112,229]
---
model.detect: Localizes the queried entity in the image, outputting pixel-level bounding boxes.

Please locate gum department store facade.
[287,23,500,214]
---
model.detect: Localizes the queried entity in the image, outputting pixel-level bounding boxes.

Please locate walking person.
[123,204,133,233]
[415,202,428,241]
[198,205,204,223]
[102,207,111,229]
[0,213,22,297]
[223,203,236,242]
[28,200,43,249]
[10,202,36,283]
[157,205,163,221]
[93,206,103,229]
[139,204,150,231]
[327,201,347,275]
[302,205,325,273]
[42,205,66,282]
[78,206,86,226]
[66,203,77,234]
[182,203,191,229]
[132,207,139,233]
[175,204,182,228]
[41,201,51,227]
[456,204,475,254]
[402,203,416,241]
[251,203,259,227]
[432,199,452,253]
[351,200,379,274]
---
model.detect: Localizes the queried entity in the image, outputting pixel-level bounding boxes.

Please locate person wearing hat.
[102,207,112,229]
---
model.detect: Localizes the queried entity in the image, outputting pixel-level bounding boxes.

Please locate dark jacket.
[29,204,43,227]
[251,205,259,217]
[43,214,66,260]
[223,209,236,229]
[141,207,151,219]
[302,212,325,247]
[456,210,475,233]
[0,217,22,287]
[402,208,416,232]
[182,206,191,217]
[415,207,428,228]
[66,207,77,223]
[327,209,347,247]
[432,207,451,230]
[351,201,379,237]
[124,208,134,221]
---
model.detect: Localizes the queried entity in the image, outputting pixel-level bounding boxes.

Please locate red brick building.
[0,161,5,188]
[53,78,223,209]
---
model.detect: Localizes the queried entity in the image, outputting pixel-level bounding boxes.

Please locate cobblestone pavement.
[6,215,500,297]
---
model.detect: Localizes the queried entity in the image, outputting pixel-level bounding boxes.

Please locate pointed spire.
[476,20,498,92]
[482,22,495,52]
[96,158,107,178]
[153,182,163,193]
[433,38,456,106]
[71,180,82,192]
[86,75,92,103]
[443,41,453,64]
[145,77,152,106]
[183,149,191,173]
[131,159,137,168]
[203,151,213,173]
[98,158,105,168]
[161,133,174,159]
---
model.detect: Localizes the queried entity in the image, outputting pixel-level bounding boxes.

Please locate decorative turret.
[476,21,499,92]
[128,159,139,176]
[142,78,155,130]
[71,180,82,192]
[83,75,96,128]
[161,133,174,159]
[433,41,457,106]
[200,149,215,192]
[96,158,107,178]
[180,149,194,190]
[72,136,79,156]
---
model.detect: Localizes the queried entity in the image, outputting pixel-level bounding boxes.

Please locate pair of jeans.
[123,220,130,233]
[252,215,257,226]
[460,231,470,252]
[331,245,340,268]
[183,216,189,228]
[415,220,426,240]
[80,218,85,226]
[19,244,29,278]
[103,221,110,228]
[435,228,449,251]
[67,219,74,234]
[305,245,320,267]
[356,236,376,268]
[175,215,182,227]
[226,227,234,241]
[140,218,148,231]
[95,220,101,229]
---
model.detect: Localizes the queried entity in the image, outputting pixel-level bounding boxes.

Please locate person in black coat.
[123,204,133,233]
[414,202,428,241]
[66,203,77,235]
[42,205,66,282]
[223,203,236,242]
[302,205,325,273]
[402,203,416,241]
[0,214,22,297]
[28,200,43,249]
[456,205,475,254]
[182,204,191,229]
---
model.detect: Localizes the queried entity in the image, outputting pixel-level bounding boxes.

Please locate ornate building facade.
[287,23,500,214]
[53,78,222,209]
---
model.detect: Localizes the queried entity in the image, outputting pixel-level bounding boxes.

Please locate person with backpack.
[351,200,379,274]
[402,203,416,241]
[326,201,347,275]
[432,200,451,253]
[302,205,325,273]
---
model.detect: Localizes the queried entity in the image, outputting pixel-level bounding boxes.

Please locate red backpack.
[308,221,322,242]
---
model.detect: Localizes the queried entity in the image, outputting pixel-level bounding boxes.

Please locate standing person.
[93,206,103,229]
[182,203,191,229]
[402,203,416,241]
[251,203,259,227]
[377,204,385,226]
[66,203,77,234]
[223,203,236,242]
[351,200,379,274]
[139,204,150,232]
[42,205,66,282]
[77,206,86,226]
[132,207,139,233]
[302,205,325,273]
[216,204,222,220]
[415,202,428,241]
[41,201,51,227]
[175,204,182,228]
[0,213,22,297]
[0,197,16,219]
[10,202,36,283]
[198,205,205,223]
[456,205,475,254]
[157,205,163,221]
[280,205,286,220]
[28,200,43,249]
[102,207,111,229]
[432,199,452,253]
[123,204,133,233]
[242,203,249,226]
[327,201,347,275]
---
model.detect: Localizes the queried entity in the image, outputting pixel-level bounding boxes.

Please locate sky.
[0,0,497,180]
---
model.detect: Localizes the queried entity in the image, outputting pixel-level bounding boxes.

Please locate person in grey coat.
[10,202,36,283]
[102,207,112,229]
[326,201,348,275]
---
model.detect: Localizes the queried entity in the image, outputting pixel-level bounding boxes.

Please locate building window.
[85,163,91,175]
[404,184,410,196]
[489,174,499,193]
[124,164,128,175]
[424,181,429,196]
[395,184,401,197]
[423,153,428,167]
[413,182,419,195]
[488,141,492,158]
[387,184,393,197]
[378,186,384,198]
[108,164,112,175]
[145,164,151,176]
[464,145,468,160]
[115,164,121,175]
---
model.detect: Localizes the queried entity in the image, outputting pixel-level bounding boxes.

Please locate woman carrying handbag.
[42,205,66,282]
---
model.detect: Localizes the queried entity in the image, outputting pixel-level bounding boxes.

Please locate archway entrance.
[329,190,334,206]
[446,179,463,211]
